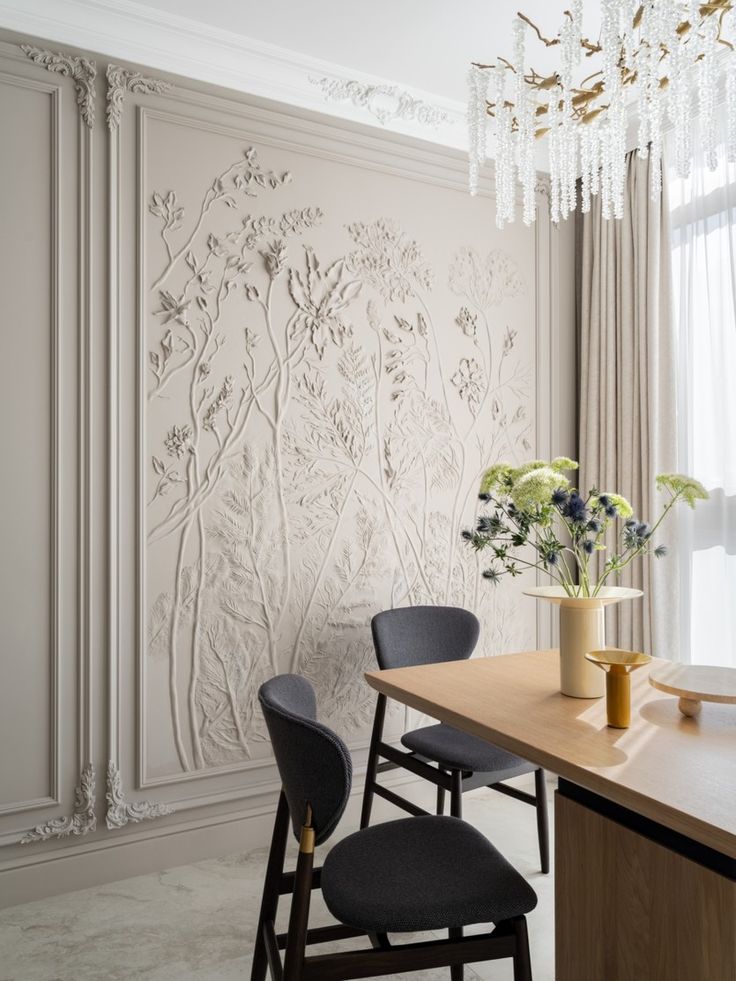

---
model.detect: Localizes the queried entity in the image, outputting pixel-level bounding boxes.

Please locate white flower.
[345,219,434,301]
[164,424,192,458]
[288,248,361,359]
[451,358,485,414]
[449,247,524,310]
[456,306,478,337]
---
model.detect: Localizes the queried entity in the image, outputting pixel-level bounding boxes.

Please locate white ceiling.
[0,0,604,155]
[125,0,602,104]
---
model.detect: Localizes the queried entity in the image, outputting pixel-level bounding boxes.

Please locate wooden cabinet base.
[555,786,736,980]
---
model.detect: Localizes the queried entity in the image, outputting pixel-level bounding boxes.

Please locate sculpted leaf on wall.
[144,145,534,776]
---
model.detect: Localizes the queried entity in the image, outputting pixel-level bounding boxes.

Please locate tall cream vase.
[525,586,644,698]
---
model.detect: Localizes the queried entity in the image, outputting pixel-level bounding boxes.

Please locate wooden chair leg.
[534,768,550,874]
[283,815,315,981]
[360,695,387,829]
[512,915,533,981]
[449,926,464,980]
[450,769,463,819]
[437,768,446,815]
[251,791,290,981]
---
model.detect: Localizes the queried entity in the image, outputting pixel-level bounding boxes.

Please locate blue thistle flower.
[568,501,588,525]
[478,491,491,502]
[562,491,587,523]
[460,529,473,541]
[654,544,668,558]
[598,494,611,507]
[605,504,617,518]
[552,488,569,505]
[482,566,502,584]
[547,550,560,566]
[636,522,651,539]
[587,518,602,533]
[582,540,595,555]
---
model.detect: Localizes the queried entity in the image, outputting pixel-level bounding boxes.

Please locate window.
[668,128,736,666]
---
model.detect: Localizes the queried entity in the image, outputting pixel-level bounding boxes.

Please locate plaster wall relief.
[20,766,96,844]
[21,44,96,127]
[141,113,540,782]
[309,76,451,129]
[106,64,170,131]
[0,28,569,903]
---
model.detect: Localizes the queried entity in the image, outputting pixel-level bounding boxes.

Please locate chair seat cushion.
[321,815,537,934]
[401,723,534,775]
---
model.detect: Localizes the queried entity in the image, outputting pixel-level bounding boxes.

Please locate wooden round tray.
[648,664,736,718]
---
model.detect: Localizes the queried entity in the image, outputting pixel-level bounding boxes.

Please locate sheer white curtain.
[668,123,736,667]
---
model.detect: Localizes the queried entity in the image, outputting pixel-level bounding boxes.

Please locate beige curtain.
[577,151,678,658]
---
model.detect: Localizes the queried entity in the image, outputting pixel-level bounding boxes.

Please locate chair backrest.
[259,674,352,846]
[371,605,480,670]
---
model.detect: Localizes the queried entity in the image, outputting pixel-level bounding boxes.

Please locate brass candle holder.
[584,650,652,729]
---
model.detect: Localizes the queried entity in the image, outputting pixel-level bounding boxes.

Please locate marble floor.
[0,776,555,981]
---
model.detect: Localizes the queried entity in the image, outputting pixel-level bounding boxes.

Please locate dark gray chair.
[252,674,537,981]
[360,606,550,874]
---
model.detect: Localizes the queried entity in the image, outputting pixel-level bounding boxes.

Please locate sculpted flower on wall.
[144,142,535,778]
[449,247,524,310]
[287,247,362,359]
[456,306,478,338]
[451,358,485,415]
[164,424,192,459]
[154,290,190,326]
[202,375,234,432]
[345,219,434,301]
[261,239,288,279]
[149,191,184,234]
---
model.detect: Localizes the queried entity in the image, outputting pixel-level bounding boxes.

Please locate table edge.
[365,657,736,861]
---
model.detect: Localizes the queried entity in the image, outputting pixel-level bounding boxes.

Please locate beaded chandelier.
[468,0,736,227]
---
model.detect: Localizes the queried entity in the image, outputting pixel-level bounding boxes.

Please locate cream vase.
[558,602,605,697]
[524,586,644,698]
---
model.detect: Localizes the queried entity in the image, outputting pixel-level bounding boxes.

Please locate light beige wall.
[0,29,576,906]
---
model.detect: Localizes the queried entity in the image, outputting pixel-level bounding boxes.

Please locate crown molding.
[0,0,467,148]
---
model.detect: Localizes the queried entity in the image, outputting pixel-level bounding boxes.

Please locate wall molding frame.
[0,24,576,906]
[0,69,63,820]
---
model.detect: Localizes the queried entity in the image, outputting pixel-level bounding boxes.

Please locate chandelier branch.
[468,0,736,226]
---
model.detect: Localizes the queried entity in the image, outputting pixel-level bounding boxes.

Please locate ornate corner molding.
[105,761,173,829]
[106,64,171,131]
[20,764,97,844]
[309,76,450,128]
[21,45,96,128]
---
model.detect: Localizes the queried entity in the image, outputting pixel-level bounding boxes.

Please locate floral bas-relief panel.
[142,111,538,781]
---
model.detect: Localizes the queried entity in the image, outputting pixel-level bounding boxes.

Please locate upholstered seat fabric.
[401,723,535,777]
[371,605,479,670]
[321,815,537,933]
[258,675,352,846]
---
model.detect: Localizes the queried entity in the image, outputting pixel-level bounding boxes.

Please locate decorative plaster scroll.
[309,76,450,128]
[105,762,173,829]
[106,64,171,131]
[20,764,96,843]
[21,45,96,128]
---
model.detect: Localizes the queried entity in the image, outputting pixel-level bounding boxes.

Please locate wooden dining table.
[365,649,736,981]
